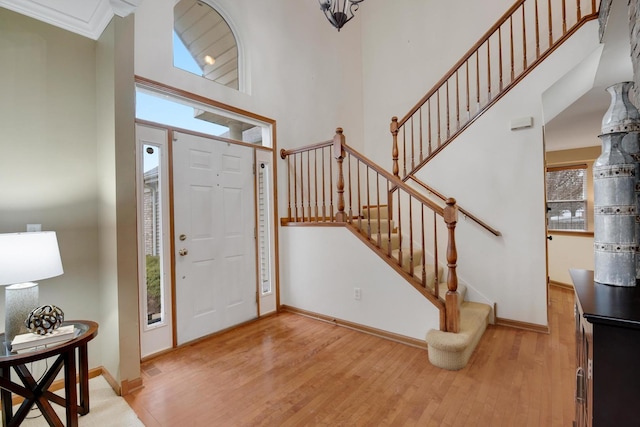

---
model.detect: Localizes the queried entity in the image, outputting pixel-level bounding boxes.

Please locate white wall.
[281,227,440,340]
[548,234,594,285]
[0,8,103,367]
[135,0,365,152]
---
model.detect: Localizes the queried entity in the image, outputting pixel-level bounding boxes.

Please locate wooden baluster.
[487,40,491,100]
[387,180,392,257]
[282,151,292,222]
[322,147,327,221]
[437,90,442,145]
[498,26,504,91]
[419,108,424,162]
[446,80,451,138]
[455,70,460,129]
[402,126,407,177]
[591,0,596,14]
[300,153,305,222]
[376,173,381,247]
[522,4,528,70]
[410,116,415,170]
[357,159,362,231]
[329,146,334,222]
[396,190,402,268]
[562,0,567,33]
[391,116,399,178]
[365,166,371,234]
[294,153,299,221]
[421,206,426,287]
[576,0,581,20]
[334,128,346,223]
[428,99,433,155]
[314,149,319,222]
[535,0,541,58]
[444,198,459,333]
[347,152,352,223]
[510,16,515,81]
[465,61,470,120]
[307,151,312,221]
[408,195,414,275]
[433,210,439,299]
[475,51,480,109]
[548,0,553,46]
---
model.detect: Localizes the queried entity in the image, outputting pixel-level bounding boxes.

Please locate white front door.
[173,131,257,345]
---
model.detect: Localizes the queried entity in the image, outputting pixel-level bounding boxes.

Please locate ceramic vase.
[599,82,640,284]
[593,132,637,286]
[601,82,640,134]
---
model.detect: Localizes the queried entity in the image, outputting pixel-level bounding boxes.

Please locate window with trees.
[546,164,587,231]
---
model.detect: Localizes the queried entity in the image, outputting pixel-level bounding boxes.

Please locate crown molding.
[0,0,141,40]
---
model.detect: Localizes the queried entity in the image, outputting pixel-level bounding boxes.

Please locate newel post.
[391,116,399,177]
[334,128,347,223]
[444,198,460,333]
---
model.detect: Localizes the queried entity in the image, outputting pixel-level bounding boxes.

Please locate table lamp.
[0,232,63,343]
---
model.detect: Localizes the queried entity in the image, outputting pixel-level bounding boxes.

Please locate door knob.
[179,248,188,256]
[547,235,553,241]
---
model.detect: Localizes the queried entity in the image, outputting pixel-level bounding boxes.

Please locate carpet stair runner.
[360,204,492,370]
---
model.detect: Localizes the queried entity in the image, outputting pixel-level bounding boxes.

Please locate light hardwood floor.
[125,286,575,426]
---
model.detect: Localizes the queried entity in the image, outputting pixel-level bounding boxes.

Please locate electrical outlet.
[354,287,361,301]
[27,224,41,232]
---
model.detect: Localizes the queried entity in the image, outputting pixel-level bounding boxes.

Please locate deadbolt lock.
[179,234,187,241]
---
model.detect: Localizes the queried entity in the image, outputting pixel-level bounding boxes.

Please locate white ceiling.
[0,0,141,40]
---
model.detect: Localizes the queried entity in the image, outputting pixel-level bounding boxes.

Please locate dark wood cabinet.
[571,269,640,427]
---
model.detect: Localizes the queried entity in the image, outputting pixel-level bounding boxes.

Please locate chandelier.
[318,0,365,31]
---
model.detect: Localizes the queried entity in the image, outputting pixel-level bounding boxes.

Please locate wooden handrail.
[341,144,444,216]
[280,140,333,159]
[407,175,502,236]
[392,0,599,179]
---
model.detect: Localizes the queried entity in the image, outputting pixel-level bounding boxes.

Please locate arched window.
[173,0,239,90]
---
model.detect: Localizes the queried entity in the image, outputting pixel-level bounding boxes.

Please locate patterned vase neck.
[602,82,640,134]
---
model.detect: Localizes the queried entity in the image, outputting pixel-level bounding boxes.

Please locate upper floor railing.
[281,129,461,332]
[392,0,599,178]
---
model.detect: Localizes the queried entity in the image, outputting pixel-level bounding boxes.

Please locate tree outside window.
[546,165,587,231]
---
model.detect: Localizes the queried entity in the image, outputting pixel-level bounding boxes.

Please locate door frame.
[135,77,280,357]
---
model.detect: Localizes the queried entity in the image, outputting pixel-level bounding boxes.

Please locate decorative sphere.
[25,305,64,335]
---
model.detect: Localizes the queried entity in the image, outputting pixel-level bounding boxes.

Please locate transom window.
[546,165,587,231]
[173,0,239,90]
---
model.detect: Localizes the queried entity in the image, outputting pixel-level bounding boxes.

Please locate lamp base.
[5,282,39,343]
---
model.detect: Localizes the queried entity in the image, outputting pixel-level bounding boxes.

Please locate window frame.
[546,163,588,232]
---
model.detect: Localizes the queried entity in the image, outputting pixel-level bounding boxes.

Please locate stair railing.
[281,129,461,332]
[392,0,599,179]
[407,175,502,237]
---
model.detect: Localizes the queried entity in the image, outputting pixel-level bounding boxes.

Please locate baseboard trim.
[549,280,574,291]
[281,305,427,350]
[495,317,549,334]
[120,376,144,396]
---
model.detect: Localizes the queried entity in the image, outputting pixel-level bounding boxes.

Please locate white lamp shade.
[0,232,64,285]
